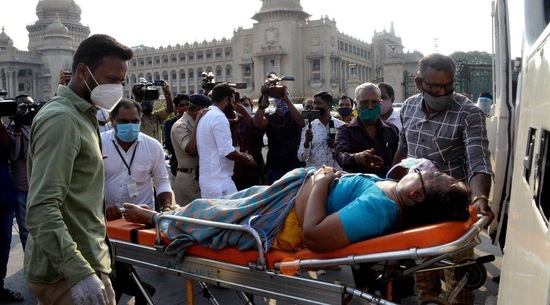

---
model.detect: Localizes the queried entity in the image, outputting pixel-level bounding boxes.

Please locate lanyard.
[112,140,138,176]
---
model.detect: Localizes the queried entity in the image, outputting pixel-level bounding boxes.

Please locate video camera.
[133,78,161,101]
[200,72,247,93]
[17,102,45,117]
[264,74,295,98]
[0,98,45,120]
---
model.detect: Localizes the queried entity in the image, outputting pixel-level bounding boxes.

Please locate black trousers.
[351,262,416,302]
[111,262,156,305]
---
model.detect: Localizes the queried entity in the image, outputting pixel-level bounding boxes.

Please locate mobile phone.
[301,109,320,121]
[301,110,321,129]
[153,80,164,86]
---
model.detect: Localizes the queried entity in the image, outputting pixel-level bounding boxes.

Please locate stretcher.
[107,208,493,305]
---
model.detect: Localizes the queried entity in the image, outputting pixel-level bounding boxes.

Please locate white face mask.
[403,158,438,174]
[84,66,123,111]
[385,157,438,178]
[236,105,252,117]
[380,99,393,115]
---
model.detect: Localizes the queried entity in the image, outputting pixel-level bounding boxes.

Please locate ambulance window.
[535,129,550,224]
[524,128,537,183]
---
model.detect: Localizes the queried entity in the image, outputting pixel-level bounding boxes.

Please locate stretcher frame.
[107,210,490,305]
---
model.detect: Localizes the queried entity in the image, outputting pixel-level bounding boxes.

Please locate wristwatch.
[471,195,489,205]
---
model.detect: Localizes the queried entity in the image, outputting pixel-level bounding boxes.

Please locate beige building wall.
[0,0,423,103]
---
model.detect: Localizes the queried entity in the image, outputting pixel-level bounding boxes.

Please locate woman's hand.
[313,166,342,184]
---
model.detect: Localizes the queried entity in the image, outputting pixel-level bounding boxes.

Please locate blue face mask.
[358,105,381,122]
[274,98,289,114]
[116,123,141,143]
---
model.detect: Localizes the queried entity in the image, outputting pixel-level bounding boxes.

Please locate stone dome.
[257,0,306,13]
[252,0,311,22]
[36,0,82,17]
[0,27,14,47]
[46,16,69,36]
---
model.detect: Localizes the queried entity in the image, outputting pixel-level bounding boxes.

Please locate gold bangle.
[471,195,489,205]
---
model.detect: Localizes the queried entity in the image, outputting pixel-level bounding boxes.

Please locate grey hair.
[417,53,456,79]
[355,82,381,101]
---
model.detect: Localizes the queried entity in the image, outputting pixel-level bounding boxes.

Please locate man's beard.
[223,101,236,119]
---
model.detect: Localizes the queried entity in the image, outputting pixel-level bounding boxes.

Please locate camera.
[153,80,165,87]
[200,72,247,92]
[264,74,295,98]
[17,102,45,119]
[0,100,44,121]
[134,78,160,101]
[0,100,17,117]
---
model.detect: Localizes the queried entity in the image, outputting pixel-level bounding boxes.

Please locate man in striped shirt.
[391,53,494,305]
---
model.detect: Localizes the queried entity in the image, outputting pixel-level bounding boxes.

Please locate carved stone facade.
[1,0,423,103]
[0,0,89,101]
[126,1,424,102]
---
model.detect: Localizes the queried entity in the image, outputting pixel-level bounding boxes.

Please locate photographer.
[297,91,344,170]
[6,94,35,251]
[132,79,174,143]
[253,72,305,184]
[1,110,24,302]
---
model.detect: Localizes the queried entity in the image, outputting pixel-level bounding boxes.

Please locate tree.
[450,51,493,100]
[450,51,493,65]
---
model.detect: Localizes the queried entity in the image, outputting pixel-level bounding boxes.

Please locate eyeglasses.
[414,168,427,197]
[313,100,327,106]
[421,79,455,94]
[357,100,381,108]
[179,103,189,107]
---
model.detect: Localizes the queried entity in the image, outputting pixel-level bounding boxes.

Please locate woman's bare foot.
[122,203,157,225]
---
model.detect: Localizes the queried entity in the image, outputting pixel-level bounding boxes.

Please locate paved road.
[4,224,502,305]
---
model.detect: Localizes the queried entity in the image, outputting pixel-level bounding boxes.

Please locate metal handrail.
[155,213,267,269]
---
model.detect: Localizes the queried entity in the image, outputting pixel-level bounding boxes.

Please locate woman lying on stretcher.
[121,166,470,254]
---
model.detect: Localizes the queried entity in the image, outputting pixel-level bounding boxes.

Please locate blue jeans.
[14,191,28,249]
[0,200,15,288]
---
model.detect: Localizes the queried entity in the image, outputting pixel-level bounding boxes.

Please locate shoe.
[0,288,24,303]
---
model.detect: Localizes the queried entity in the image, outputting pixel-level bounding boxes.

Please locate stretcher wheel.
[420,296,452,305]
[454,259,487,289]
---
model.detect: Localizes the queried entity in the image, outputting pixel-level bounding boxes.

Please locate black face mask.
[141,100,154,115]
[316,107,327,117]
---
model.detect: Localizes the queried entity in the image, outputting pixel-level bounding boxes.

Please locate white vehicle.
[490,0,550,303]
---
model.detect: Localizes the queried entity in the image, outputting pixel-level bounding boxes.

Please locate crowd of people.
[0,33,494,305]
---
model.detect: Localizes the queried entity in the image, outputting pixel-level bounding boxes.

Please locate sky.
[3,0,522,57]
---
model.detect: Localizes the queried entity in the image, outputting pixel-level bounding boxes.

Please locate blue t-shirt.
[326,174,399,243]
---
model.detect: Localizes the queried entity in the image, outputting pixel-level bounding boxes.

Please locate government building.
[0,0,423,103]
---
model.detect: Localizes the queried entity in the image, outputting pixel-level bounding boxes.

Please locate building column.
[33,76,39,101]
[0,68,4,90]
[6,69,14,97]
[14,68,19,96]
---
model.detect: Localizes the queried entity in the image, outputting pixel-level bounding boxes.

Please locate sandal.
[0,288,24,303]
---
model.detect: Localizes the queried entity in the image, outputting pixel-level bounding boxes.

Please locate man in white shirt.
[196,84,256,198]
[102,99,173,217]
[298,91,344,169]
[170,94,211,205]
[377,82,401,130]
[97,108,111,133]
[101,98,173,304]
